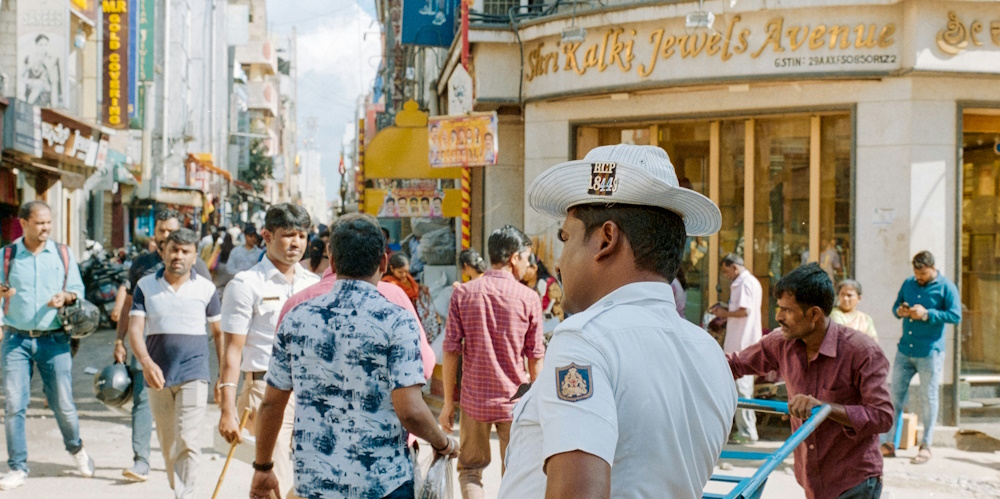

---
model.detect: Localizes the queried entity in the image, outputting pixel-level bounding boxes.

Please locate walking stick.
[212,409,252,499]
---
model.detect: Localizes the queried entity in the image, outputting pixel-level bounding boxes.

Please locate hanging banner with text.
[102,0,130,129]
[428,112,498,168]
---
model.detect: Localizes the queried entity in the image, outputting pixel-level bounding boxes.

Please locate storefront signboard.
[102,0,130,129]
[16,0,70,109]
[372,179,449,218]
[913,5,1000,73]
[428,112,498,168]
[41,109,100,167]
[3,100,42,158]
[521,6,904,99]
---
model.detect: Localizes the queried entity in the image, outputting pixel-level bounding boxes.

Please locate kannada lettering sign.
[428,112,498,168]
[521,6,903,99]
[41,109,100,167]
[102,0,130,129]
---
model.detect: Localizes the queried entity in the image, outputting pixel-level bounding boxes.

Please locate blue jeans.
[883,350,944,447]
[128,356,152,465]
[2,331,83,472]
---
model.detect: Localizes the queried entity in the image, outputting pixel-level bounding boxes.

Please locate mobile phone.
[900,302,910,309]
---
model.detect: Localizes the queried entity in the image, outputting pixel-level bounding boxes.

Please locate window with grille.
[483,0,520,16]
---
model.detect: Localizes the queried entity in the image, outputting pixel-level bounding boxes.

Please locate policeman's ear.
[593,221,623,262]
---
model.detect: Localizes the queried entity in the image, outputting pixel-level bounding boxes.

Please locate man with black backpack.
[0,201,94,491]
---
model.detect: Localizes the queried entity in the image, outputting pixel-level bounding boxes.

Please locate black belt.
[247,371,267,381]
[5,326,65,338]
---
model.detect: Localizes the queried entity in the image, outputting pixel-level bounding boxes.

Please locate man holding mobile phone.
[881,251,961,464]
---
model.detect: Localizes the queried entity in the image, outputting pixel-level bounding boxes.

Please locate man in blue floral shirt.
[251,214,457,499]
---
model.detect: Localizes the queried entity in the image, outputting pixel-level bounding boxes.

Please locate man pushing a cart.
[727,264,893,499]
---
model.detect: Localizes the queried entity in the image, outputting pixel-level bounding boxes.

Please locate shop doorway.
[577,112,853,329]
[960,111,1000,375]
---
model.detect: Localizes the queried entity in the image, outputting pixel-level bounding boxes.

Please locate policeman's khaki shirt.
[221,256,319,372]
[499,282,737,499]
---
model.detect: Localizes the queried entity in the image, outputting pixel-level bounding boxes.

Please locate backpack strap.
[2,244,16,316]
[57,244,70,292]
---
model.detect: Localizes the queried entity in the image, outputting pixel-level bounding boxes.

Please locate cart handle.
[726,398,832,499]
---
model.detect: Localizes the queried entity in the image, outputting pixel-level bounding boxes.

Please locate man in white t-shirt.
[711,253,764,443]
[216,205,318,499]
[499,145,736,498]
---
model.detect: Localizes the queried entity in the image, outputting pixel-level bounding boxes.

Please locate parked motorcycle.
[80,241,129,329]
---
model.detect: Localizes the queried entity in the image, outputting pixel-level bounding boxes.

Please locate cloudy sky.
[266,0,381,202]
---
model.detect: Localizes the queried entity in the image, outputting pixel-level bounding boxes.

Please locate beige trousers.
[457,416,511,499]
[148,380,207,499]
[238,376,299,499]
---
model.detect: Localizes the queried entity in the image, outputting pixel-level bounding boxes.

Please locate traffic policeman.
[498,145,737,498]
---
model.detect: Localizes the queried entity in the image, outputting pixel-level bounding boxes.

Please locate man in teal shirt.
[880,251,961,465]
[0,201,93,491]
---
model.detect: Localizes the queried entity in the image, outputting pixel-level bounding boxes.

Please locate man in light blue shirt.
[881,250,961,465]
[0,201,93,491]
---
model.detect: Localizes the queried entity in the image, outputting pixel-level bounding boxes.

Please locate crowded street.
[4,0,1000,498]
[0,329,996,498]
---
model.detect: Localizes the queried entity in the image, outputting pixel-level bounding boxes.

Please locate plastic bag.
[416,454,454,499]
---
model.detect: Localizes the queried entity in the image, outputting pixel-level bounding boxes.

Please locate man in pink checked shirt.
[441,225,545,499]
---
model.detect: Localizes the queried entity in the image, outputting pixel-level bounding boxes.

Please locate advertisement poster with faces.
[428,112,499,168]
[16,0,69,109]
[374,179,448,218]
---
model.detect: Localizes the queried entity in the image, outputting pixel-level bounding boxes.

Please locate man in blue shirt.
[250,214,457,499]
[129,228,222,499]
[881,251,961,464]
[0,201,93,491]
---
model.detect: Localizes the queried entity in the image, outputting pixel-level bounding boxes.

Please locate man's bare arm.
[545,451,611,499]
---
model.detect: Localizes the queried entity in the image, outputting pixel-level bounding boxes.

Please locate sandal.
[911,446,931,464]
[880,443,896,458]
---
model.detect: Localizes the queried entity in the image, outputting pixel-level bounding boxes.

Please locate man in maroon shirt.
[728,263,893,499]
[440,225,545,499]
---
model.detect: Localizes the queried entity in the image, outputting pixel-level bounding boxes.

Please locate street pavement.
[0,327,997,498]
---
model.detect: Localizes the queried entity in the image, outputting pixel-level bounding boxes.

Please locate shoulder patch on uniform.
[556,363,593,402]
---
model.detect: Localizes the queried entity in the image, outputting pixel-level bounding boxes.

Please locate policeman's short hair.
[264,203,311,233]
[18,201,49,220]
[773,263,835,316]
[912,251,935,269]
[571,204,685,282]
[329,213,385,279]
[165,228,199,249]
[487,225,531,266]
